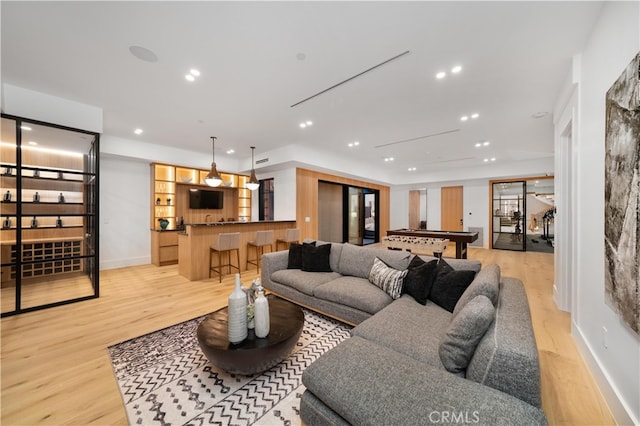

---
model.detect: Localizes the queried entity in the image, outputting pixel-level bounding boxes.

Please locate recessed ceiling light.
[460,116,469,121]
[134,128,143,135]
[483,141,490,146]
[21,125,32,131]
[483,158,489,162]
[185,74,195,82]
[451,65,462,73]
[354,141,359,146]
[471,113,479,119]
[129,45,158,63]
[306,121,313,126]
[226,149,235,154]
[28,141,38,146]
[190,69,200,77]
[475,143,482,148]
[384,157,394,162]
[408,167,417,171]
[299,123,306,128]
[491,157,496,162]
[436,71,446,79]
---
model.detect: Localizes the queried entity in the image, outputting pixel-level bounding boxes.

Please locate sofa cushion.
[368,257,408,299]
[337,243,412,279]
[417,255,482,273]
[453,263,501,317]
[429,258,476,312]
[302,243,332,272]
[352,295,452,370]
[287,242,303,269]
[402,256,438,305]
[314,276,393,315]
[305,239,344,271]
[439,295,495,374]
[271,269,342,296]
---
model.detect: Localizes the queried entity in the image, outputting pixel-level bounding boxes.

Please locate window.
[258,178,274,221]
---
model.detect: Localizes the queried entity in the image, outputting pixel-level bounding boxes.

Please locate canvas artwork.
[604,52,640,335]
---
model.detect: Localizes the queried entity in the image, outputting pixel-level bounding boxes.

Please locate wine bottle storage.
[6,240,83,279]
[1,113,99,317]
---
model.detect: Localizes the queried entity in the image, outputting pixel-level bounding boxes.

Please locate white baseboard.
[572,322,637,425]
[99,256,150,271]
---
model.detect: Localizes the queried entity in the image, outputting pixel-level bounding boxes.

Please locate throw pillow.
[452,263,501,317]
[402,256,438,305]
[428,258,476,312]
[302,243,332,272]
[368,257,408,299]
[439,295,495,373]
[287,241,316,269]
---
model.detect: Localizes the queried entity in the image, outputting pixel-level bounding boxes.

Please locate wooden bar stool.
[276,228,300,251]
[209,232,241,282]
[246,230,274,272]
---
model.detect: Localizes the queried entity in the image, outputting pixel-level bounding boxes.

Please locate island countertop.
[178,220,297,280]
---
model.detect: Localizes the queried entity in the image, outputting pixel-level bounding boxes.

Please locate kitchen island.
[178,220,296,281]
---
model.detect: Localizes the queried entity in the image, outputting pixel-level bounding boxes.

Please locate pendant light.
[246,146,260,191]
[204,136,222,187]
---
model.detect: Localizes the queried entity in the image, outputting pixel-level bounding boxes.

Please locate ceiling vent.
[255,158,269,164]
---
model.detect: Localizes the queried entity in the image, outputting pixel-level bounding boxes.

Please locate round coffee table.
[196,295,304,375]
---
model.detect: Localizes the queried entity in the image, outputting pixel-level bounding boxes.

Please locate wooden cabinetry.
[150,163,253,266]
[1,114,99,316]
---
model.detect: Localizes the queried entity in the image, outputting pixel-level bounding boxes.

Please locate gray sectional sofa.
[261,241,547,425]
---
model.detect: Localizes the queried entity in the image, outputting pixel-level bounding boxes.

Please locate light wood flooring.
[1,247,615,425]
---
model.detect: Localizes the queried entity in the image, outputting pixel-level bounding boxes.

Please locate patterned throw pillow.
[368,257,408,299]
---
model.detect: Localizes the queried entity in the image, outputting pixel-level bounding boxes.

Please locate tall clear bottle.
[254,289,270,338]
[228,274,248,343]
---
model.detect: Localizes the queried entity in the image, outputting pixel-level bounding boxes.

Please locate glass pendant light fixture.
[246,146,260,191]
[204,136,223,187]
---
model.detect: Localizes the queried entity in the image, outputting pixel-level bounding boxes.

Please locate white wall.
[99,155,151,269]
[250,167,297,221]
[392,180,490,247]
[570,2,639,424]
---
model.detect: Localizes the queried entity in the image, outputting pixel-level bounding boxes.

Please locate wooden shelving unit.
[150,163,253,266]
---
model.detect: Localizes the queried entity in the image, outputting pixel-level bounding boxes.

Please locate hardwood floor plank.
[0,250,614,425]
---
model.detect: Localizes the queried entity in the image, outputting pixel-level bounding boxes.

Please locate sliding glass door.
[492,181,526,251]
[343,186,378,246]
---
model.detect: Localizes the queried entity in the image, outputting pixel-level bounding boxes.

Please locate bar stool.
[246,230,274,272]
[209,232,241,283]
[276,228,300,251]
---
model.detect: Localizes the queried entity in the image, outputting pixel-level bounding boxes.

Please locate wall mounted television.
[189,189,224,209]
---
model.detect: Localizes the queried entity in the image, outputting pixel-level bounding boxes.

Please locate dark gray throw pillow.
[439,294,495,373]
[302,243,332,272]
[402,256,438,305]
[287,241,315,269]
[428,258,476,312]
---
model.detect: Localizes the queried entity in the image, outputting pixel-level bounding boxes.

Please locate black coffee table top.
[197,295,305,374]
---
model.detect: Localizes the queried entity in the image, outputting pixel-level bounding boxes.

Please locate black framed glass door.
[492,181,526,251]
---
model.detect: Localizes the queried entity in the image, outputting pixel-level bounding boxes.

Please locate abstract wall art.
[604,52,640,335]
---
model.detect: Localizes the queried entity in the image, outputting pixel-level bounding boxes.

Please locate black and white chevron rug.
[108,308,351,426]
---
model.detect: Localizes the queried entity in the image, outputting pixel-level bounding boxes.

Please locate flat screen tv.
[189,189,224,209]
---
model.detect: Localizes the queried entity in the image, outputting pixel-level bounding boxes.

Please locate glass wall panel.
[1,114,99,316]
[492,181,526,251]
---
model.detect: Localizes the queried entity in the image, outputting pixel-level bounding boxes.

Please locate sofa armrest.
[302,336,547,426]
[261,250,290,288]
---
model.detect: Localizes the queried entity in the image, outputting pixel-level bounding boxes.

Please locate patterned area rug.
[108,308,351,426]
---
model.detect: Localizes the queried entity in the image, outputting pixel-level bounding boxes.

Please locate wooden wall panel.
[295,168,390,241]
[441,185,463,231]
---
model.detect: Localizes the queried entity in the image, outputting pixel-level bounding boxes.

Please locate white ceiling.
[1,1,602,183]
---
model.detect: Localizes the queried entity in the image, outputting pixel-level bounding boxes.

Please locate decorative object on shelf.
[58,193,65,203]
[56,216,63,228]
[204,136,223,187]
[181,177,193,183]
[156,197,161,206]
[177,216,185,230]
[246,146,260,191]
[3,218,11,229]
[3,190,11,202]
[4,166,12,176]
[166,198,171,205]
[228,274,248,344]
[254,288,270,338]
[33,192,40,202]
[57,171,64,180]
[158,218,169,229]
[31,216,38,228]
[33,169,40,178]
